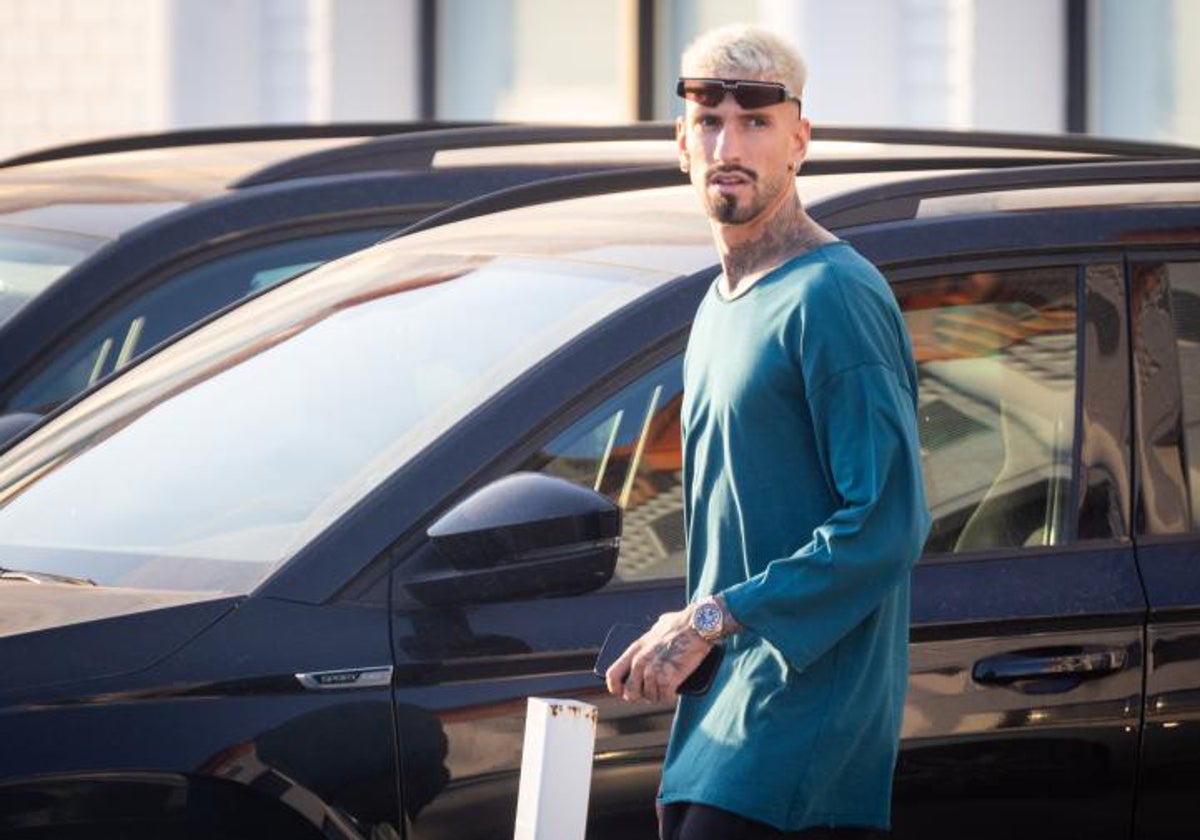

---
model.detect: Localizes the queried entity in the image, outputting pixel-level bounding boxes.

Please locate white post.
[513,697,598,840]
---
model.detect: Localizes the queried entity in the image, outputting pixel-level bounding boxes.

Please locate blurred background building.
[1,0,1198,158]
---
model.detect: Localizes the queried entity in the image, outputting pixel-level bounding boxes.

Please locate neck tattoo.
[722,201,833,293]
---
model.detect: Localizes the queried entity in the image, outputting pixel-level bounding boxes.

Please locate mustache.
[706,165,757,183]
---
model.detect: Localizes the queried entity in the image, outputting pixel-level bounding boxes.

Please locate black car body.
[0,138,1199,839]
[0,122,1170,429]
[0,123,693,429]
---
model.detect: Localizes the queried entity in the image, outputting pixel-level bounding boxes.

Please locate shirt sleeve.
[719,361,931,673]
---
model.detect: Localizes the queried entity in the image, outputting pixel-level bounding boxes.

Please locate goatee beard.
[714,193,740,223]
[711,192,759,225]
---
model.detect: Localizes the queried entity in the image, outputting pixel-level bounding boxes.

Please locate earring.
[680,159,690,173]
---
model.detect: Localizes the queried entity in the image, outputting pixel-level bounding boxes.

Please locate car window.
[1165,261,1200,528]
[0,224,107,324]
[518,355,685,583]
[523,266,1082,574]
[5,227,391,415]
[894,266,1079,554]
[0,251,664,593]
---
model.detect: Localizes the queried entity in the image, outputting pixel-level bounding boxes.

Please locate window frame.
[381,250,1128,598]
[0,215,405,415]
[887,250,1129,566]
[1128,247,1200,545]
[513,350,689,586]
[377,330,695,601]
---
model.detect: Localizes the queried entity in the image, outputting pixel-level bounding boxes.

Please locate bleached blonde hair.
[680,24,807,96]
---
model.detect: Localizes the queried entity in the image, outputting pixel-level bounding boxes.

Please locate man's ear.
[791,116,812,171]
[676,116,690,172]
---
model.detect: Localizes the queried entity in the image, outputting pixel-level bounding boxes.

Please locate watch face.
[694,602,722,636]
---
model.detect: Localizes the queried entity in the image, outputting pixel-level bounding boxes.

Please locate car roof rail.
[384,166,687,240]
[233,122,1200,190]
[382,154,1200,245]
[0,121,494,168]
[386,149,1200,242]
[234,122,679,187]
[391,155,1200,247]
[810,158,1200,228]
[8,121,1194,174]
[813,126,1200,159]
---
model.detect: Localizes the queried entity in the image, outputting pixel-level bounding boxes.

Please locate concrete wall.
[1093,0,1199,144]
[321,0,420,121]
[0,0,169,157]
[0,0,421,159]
[0,0,1195,160]
[168,0,419,127]
[971,0,1063,132]
[168,0,269,126]
[786,0,1062,132]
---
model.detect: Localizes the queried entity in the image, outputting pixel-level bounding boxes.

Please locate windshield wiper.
[0,566,97,586]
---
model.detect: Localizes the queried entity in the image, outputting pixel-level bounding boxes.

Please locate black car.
[0,122,1170,432]
[0,135,1199,840]
[0,123,693,432]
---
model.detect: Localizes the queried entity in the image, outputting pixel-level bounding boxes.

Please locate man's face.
[676,77,809,227]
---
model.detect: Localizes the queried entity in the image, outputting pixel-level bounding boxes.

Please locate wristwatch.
[689,596,724,642]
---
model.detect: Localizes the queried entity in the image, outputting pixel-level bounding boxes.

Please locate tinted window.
[895,267,1079,554]
[1167,261,1200,528]
[0,252,662,592]
[0,225,106,324]
[519,356,685,583]
[6,227,390,414]
[521,266,1083,572]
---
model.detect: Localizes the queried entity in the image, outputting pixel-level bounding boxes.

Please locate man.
[605,25,931,840]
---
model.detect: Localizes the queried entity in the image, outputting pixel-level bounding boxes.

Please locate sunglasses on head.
[676,77,802,116]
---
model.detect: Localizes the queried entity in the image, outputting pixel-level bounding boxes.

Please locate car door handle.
[972,647,1127,685]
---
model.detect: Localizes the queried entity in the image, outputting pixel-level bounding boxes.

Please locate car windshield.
[0,226,691,594]
[0,224,107,323]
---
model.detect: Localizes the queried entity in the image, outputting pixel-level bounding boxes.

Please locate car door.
[1127,251,1200,839]
[387,345,691,840]
[385,252,1146,840]
[888,255,1144,839]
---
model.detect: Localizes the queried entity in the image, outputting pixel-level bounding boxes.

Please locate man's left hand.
[605,608,713,704]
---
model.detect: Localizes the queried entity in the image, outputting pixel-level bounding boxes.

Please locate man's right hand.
[604,608,713,705]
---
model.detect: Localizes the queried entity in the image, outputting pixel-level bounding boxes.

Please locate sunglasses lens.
[732,83,786,109]
[680,81,726,108]
[678,79,790,110]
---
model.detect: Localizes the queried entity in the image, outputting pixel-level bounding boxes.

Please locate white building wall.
[1176,0,1200,142]
[168,0,271,126]
[1093,0,1199,144]
[262,0,316,123]
[766,0,1063,133]
[169,0,422,126]
[0,0,169,158]
[782,0,905,126]
[0,0,421,160]
[1,0,1191,161]
[971,0,1063,133]
[320,0,420,122]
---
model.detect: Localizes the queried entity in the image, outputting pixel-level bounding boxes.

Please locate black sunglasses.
[676,77,802,116]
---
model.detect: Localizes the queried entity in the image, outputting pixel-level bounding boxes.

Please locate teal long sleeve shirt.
[659,242,931,831]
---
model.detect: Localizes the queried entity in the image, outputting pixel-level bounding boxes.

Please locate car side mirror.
[406,472,621,606]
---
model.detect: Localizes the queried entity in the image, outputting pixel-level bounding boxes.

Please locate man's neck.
[715,199,835,297]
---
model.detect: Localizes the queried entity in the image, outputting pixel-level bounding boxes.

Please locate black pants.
[659,802,890,840]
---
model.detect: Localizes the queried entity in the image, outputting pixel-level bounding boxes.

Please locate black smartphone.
[593,622,725,696]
